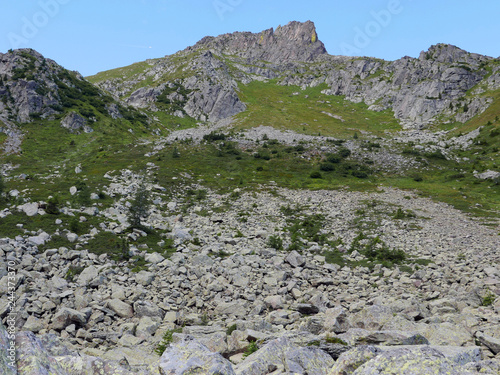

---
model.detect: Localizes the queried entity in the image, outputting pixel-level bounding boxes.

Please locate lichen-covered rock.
[328,345,383,375]
[329,345,482,375]
[159,337,235,375]
[285,346,334,375]
[235,337,296,375]
[350,346,477,375]
[0,323,16,375]
[56,355,140,375]
[15,331,69,375]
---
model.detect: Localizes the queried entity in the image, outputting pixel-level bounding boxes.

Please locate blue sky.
[1,0,499,77]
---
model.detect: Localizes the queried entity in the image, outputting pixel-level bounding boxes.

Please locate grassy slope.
[234,80,400,138]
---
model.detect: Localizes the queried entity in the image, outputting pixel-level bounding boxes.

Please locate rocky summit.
[0,20,499,374]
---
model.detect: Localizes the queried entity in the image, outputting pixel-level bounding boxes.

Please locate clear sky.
[1,0,499,77]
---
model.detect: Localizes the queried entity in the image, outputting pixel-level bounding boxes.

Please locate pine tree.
[128,184,151,228]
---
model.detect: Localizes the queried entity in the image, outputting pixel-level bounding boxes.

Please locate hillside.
[0,21,499,375]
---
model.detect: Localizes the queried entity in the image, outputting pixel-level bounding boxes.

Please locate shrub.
[65,266,84,282]
[87,232,129,261]
[352,170,368,179]
[310,171,322,179]
[172,147,180,158]
[267,235,283,250]
[243,341,258,358]
[424,150,446,160]
[326,154,341,164]
[320,163,335,172]
[325,336,347,345]
[482,291,496,306]
[46,196,60,215]
[155,328,183,356]
[203,132,226,142]
[226,324,237,336]
[338,148,351,158]
[128,184,151,229]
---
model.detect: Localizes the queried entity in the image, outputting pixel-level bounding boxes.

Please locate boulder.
[159,337,235,375]
[77,266,99,286]
[285,250,305,268]
[235,337,296,375]
[285,346,334,375]
[107,299,134,318]
[214,301,247,318]
[51,307,87,331]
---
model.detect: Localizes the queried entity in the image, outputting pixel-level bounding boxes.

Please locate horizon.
[1,0,499,76]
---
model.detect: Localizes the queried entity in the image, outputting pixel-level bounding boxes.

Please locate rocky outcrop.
[61,112,93,133]
[0,49,127,130]
[189,20,327,64]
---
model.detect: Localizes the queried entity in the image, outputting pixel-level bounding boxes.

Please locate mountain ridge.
[86,21,500,129]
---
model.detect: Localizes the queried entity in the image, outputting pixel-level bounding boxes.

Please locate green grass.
[151,142,380,195]
[234,81,400,138]
[87,60,158,84]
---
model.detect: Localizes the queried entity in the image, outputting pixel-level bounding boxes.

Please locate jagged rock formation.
[187,20,327,64]
[0,49,127,126]
[90,21,500,128]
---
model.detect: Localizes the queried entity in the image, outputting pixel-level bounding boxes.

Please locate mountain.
[88,21,500,129]
[0,21,499,375]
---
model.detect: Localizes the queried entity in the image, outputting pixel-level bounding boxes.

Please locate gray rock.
[286,250,306,268]
[77,266,99,286]
[51,307,87,331]
[23,315,45,333]
[133,300,164,319]
[351,346,478,375]
[135,270,155,286]
[235,337,295,375]
[476,332,500,355]
[214,301,247,318]
[264,295,284,310]
[61,111,92,133]
[107,299,134,318]
[15,330,69,375]
[0,323,17,375]
[159,337,235,375]
[20,202,39,216]
[285,346,334,375]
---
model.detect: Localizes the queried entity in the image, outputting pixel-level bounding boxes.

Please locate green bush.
[320,163,335,172]
[128,184,151,229]
[243,341,258,358]
[310,171,322,179]
[155,328,183,356]
[424,150,446,160]
[352,170,368,179]
[482,291,496,306]
[326,154,341,164]
[267,235,283,250]
[203,132,226,142]
[46,196,60,215]
[226,324,237,336]
[338,148,352,158]
[87,232,129,261]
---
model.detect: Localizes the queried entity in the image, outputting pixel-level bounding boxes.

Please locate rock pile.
[1,175,499,373]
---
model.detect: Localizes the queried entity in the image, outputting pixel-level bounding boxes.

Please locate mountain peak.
[419,43,492,64]
[189,20,326,63]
